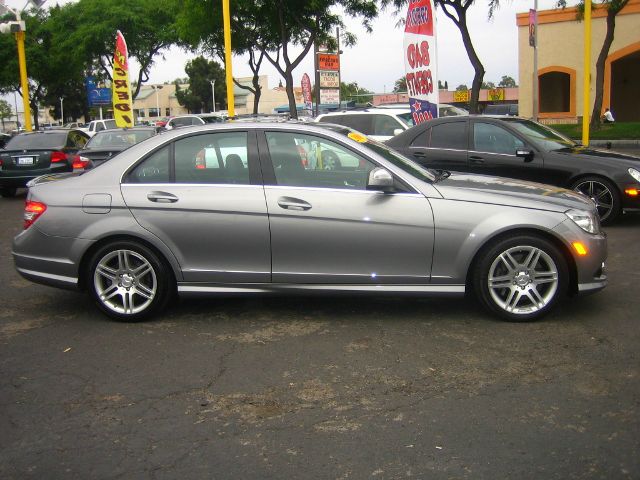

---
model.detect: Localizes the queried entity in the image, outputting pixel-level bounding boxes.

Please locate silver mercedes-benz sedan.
[12,122,607,322]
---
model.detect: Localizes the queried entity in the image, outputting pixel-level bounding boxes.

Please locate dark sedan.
[77,127,157,168]
[386,116,640,224]
[0,129,89,198]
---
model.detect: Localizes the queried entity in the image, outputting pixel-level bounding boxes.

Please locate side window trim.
[470,120,527,156]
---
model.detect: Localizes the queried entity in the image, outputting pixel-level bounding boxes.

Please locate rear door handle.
[277,196,312,211]
[147,191,179,203]
[469,156,485,165]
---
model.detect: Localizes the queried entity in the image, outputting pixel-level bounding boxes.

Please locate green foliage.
[456,84,469,91]
[341,82,373,103]
[0,99,12,130]
[481,81,496,89]
[393,77,407,93]
[498,75,517,88]
[550,122,640,140]
[174,56,226,113]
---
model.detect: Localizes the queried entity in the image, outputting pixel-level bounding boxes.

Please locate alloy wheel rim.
[574,180,613,221]
[94,249,157,315]
[488,245,559,315]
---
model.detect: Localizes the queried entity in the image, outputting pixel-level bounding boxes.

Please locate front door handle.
[147,191,179,203]
[412,151,427,159]
[469,156,485,165]
[277,196,312,211]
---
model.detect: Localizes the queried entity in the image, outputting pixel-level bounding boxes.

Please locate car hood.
[432,172,594,212]
[553,146,640,165]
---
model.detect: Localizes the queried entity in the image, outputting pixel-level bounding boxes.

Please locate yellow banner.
[488,88,505,101]
[453,90,470,102]
[113,30,134,128]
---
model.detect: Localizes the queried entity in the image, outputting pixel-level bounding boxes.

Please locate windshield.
[5,132,67,149]
[86,130,154,149]
[363,139,436,183]
[397,112,415,127]
[507,119,577,151]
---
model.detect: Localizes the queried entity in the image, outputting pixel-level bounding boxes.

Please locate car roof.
[319,108,410,116]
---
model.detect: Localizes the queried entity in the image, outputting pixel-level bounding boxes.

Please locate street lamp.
[210,80,216,113]
[152,85,163,118]
[59,97,64,125]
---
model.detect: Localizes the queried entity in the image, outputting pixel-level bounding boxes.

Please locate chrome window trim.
[468,149,517,158]
[121,183,264,189]
[264,185,423,197]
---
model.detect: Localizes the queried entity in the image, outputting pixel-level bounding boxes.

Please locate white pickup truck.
[79,119,117,137]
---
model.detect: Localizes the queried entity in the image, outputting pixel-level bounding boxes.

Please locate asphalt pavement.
[1,189,639,479]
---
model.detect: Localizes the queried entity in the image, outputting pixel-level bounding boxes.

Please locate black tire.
[571,176,621,225]
[87,240,174,322]
[322,151,342,170]
[1,187,17,198]
[472,234,568,322]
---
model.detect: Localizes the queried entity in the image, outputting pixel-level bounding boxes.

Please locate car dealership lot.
[1,193,639,479]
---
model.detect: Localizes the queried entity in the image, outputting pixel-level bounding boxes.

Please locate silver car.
[12,122,607,322]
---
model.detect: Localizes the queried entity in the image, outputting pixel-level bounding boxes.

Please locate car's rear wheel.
[571,176,620,225]
[88,241,173,322]
[1,187,17,198]
[473,235,568,322]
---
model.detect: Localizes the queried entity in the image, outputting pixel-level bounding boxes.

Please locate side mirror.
[367,167,394,192]
[393,128,404,136]
[516,149,534,162]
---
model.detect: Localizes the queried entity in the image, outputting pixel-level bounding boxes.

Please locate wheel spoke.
[100,284,119,301]
[526,287,545,310]
[489,274,512,288]
[136,283,154,299]
[504,287,522,312]
[96,264,117,281]
[533,270,557,284]
[524,248,541,269]
[500,251,519,271]
[133,263,152,277]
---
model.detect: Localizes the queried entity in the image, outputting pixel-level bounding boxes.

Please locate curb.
[589,139,640,148]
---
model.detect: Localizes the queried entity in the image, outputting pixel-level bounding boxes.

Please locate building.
[132,84,189,122]
[517,0,640,123]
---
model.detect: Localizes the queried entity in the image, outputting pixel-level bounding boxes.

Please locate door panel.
[407,120,469,171]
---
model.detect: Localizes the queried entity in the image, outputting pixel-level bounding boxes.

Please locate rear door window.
[430,121,467,150]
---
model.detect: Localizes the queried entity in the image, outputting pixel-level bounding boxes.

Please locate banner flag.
[301,73,313,116]
[113,30,134,128]
[404,0,438,123]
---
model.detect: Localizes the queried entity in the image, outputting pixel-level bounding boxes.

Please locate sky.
[3,0,577,100]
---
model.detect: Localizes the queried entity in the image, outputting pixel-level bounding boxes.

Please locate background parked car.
[316,108,414,141]
[0,132,11,149]
[164,113,225,130]
[385,115,640,223]
[0,129,89,197]
[79,119,117,137]
[483,103,519,116]
[77,127,158,168]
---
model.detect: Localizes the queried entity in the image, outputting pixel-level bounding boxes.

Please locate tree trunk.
[31,103,39,130]
[252,74,261,115]
[456,10,485,114]
[284,70,297,119]
[590,11,616,128]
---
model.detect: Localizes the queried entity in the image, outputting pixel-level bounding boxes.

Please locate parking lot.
[1,190,639,479]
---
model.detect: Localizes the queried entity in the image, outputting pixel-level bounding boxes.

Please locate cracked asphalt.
[1,190,639,479]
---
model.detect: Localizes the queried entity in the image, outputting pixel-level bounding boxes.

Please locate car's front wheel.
[473,235,568,322]
[88,241,173,322]
[571,176,620,225]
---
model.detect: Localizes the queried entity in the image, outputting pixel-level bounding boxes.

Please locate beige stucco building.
[517,0,640,122]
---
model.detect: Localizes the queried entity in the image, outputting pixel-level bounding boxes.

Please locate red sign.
[318,53,340,71]
[301,73,312,112]
[404,0,434,36]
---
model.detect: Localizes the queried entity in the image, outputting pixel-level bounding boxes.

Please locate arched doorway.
[604,42,640,122]
[538,66,576,119]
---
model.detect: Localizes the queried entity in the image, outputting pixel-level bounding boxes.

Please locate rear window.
[5,132,67,149]
[86,130,154,149]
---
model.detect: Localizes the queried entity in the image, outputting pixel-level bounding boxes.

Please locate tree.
[456,84,469,91]
[394,76,407,93]
[175,57,226,113]
[0,99,12,131]
[341,81,373,103]
[62,0,183,100]
[557,0,629,127]
[498,75,517,88]
[481,81,496,89]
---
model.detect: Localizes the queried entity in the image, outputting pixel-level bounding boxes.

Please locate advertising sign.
[529,9,536,47]
[301,73,313,115]
[112,30,134,128]
[319,71,340,88]
[488,88,505,101]
[320,89,340,105]
[85,77,111,106]
[404,0,438,123]
[453,90,470,103]
[318,53,340,71]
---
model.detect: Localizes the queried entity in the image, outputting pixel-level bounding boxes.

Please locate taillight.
[195,150,205,169]
[72,155,90,170]
[51,151,67,163]
[24,201,47,229]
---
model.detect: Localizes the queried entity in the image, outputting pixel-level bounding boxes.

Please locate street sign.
[320,88,340,105]
[318,53,339,71]
[488,88,505,101]
[453,90,470,102]
[319,71,340,88]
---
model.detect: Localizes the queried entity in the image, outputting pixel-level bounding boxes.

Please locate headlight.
[629,168,640,182]
[566,208,600,234]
